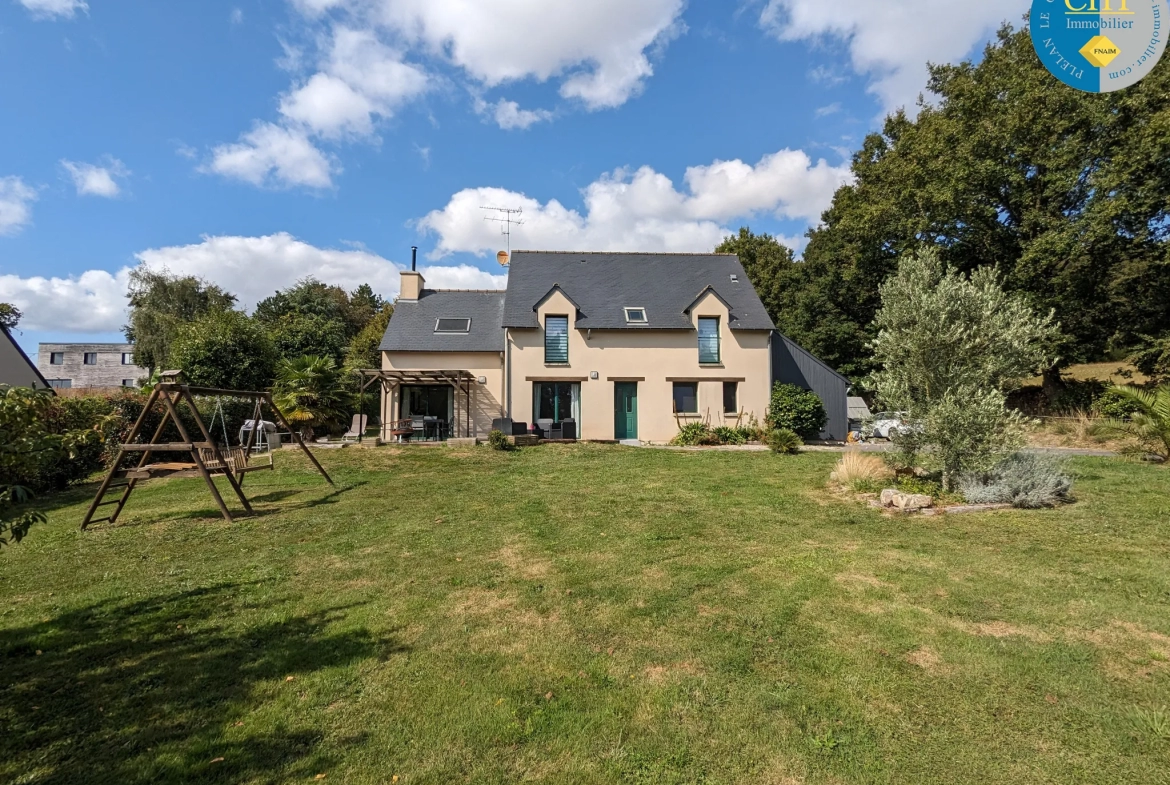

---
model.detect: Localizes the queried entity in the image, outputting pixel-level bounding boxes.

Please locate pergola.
[354,369,477,441]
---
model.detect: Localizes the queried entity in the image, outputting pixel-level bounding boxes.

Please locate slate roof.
[502,251,775,331]
[379,290,505,353]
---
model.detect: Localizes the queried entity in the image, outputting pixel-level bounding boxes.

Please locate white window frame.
[623,307,648,324]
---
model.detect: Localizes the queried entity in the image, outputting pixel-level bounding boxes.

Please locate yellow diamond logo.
[1080,35,1121,68]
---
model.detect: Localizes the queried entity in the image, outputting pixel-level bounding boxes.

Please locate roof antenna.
[481,206,523,265]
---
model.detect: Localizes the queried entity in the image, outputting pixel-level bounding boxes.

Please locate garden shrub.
[766,428,802,454]
[487,429,512,451]
[958,453,1073,508]
[766,384,826,440]
[670,422,720,446]
[713,426,746,445]
[1092,388,1144,420]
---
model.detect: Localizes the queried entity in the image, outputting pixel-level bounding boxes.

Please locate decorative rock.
[880,489,933,511]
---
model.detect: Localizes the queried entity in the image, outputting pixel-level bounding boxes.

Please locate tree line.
[719,23,1170,395]
[124,268,393,393]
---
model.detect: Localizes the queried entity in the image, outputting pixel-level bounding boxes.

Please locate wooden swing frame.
[80,376,333,529]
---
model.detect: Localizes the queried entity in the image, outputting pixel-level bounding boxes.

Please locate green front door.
[614,382,638,440]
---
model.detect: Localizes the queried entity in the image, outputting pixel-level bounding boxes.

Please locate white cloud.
[419,148,852,258]
[60,157,130,198]
[0,176,37,236]
[762,0,1027,111]
[279,27,429,139]
[366,0,685,110]
[18,0,87,20]
[476,98,552,130]
[205,123,338,189]
[0,233,506,333]
[230,7,244,24]
[0,268,130,333]
[814,102,842,118]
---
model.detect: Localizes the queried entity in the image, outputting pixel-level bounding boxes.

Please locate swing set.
[80,371,333,529]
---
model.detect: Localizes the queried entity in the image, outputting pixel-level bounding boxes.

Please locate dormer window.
[435,318,471,334]
[624,307,647,324]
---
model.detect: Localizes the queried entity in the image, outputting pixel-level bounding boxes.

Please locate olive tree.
[870,248,1059,488]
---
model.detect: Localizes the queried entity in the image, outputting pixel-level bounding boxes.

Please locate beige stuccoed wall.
[380,351,505,439]
[507,290,771,442]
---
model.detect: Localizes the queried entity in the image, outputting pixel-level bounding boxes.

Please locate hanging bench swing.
[80,371,333,529]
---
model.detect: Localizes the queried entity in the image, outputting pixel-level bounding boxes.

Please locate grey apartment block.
[37,343,149,389]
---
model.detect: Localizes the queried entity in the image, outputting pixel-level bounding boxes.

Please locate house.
[1,328,54,392]
[36,343,148,390]
[375,251,848,443]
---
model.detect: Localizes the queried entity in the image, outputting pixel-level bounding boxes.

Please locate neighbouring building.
[36,342,148,390]
[375,251,849,444]
[1,328,54,391]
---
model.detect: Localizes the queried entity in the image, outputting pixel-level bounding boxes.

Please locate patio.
[354,369,478,443]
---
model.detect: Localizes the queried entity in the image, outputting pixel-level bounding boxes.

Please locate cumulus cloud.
[278,27,430,139]
[207,0,685,187]
[365,0,685,109]
[0,233,507,333]
[18,0,87,20]
[0,176,37,236]
[205,123,338,189]
[0,268,130,333]
[761,0,1027,111]
[60,157,130,198]
[419,148,852,258]
[476,98,553,130]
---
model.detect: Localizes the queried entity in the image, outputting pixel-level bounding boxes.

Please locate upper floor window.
[121,353,134,365]
[545,315,569,364]
[698,317,720,364]
[435,318,471,334]
[83,352,97,365]
[49,352,64,365]
[624,307,647,324]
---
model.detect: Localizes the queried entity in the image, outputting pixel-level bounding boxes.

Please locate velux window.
[435,318,471,333]
[545,316,569,363]
[624,307,647,324]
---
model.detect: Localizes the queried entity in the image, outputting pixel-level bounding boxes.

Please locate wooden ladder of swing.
[80,380,254,529]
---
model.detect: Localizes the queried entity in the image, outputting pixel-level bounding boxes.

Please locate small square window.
[723,382,738,415]
[121,353,133,365]
[122,379,136,388]
[83,352,97,365]
[672,382,698,415]
[50,352,64,365]
[435,318,471,333]
[624,307,647,324]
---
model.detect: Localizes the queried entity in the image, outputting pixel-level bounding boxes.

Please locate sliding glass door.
[533,382,580,422]
[401,386,453,421]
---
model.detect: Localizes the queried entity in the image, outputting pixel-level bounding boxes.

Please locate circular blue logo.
[1031,0,1168,92]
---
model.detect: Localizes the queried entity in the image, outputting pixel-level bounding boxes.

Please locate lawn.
[2,445,1168,784]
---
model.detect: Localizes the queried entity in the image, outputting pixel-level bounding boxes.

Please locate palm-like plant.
[1107,384,1170,462]
[272,356,352,440]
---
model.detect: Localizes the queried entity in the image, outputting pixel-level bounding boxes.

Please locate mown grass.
[2,445,1169,784]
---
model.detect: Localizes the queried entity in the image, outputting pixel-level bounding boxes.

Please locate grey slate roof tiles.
[378,290,506,352]
[501,251,775,331]
[379,251,775,353]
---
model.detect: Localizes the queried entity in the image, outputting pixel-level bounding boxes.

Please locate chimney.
[411,246,418,271]
[400,263,425,301]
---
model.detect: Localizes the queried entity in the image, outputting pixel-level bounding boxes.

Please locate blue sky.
[0,0,1030,356]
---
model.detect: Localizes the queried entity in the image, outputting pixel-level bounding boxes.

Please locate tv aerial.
[481,205,523,265]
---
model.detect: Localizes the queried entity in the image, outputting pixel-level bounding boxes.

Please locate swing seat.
[198,447,249,473]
